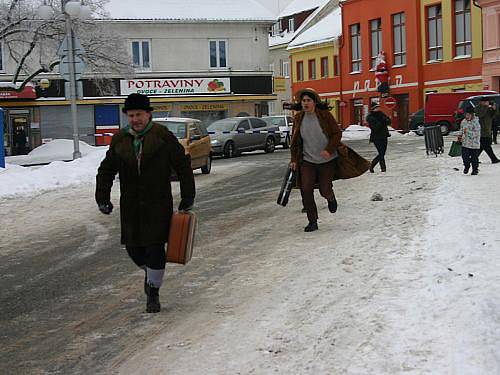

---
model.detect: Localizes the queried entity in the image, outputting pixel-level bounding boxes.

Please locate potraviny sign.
[120,78,231,96]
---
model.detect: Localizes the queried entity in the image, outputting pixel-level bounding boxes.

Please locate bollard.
[424,125,444,156]
[0,108,4,168]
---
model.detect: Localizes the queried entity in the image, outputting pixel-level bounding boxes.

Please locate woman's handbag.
[448,141,462,157]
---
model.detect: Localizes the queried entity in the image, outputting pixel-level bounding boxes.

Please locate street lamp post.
[38,1,91,160]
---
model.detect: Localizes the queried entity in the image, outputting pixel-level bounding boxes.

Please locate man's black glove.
[98,201,113,215]
[178,198,194,211]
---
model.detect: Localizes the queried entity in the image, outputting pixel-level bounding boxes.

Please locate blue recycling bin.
[0,108,4,168]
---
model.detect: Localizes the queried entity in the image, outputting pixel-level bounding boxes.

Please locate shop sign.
[273,77,287,92]
[120,78,231,96]
[0,84,37,99]
[152,104,173,112]
[180,103,229,112]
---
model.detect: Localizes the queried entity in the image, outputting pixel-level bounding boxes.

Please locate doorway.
[394,94,409,131]
[8,112,31,155]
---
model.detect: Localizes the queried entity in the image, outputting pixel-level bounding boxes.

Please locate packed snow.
[104,0,276,21]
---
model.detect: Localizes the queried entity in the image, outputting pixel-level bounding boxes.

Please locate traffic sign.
[385,96,397,109]
[59,55,85,81]
[56,35,85,57]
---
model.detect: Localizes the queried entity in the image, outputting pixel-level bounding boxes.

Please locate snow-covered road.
[1,136,499,374]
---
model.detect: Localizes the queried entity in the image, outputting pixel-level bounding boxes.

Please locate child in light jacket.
[459,106,481,175]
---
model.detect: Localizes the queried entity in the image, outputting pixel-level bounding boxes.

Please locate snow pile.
[6,139,100,166]
[0,144,107,198]
[342,125,404,140]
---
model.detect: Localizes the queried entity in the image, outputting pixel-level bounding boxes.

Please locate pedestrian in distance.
[289,89,341,232]
[95,93,195,313]
[475,97,500,164]
[492,101,499,144]
[458,106,481,175]
[14,127,27,155]
[366,102,391,173]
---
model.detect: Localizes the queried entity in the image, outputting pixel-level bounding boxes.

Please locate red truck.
[424,91,496,135]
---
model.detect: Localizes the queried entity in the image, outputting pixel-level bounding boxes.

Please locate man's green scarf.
[126,121,154,157]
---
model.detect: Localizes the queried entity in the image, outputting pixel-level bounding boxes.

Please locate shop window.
[131,40,151,71]
[296,61,304,81]
[350,23,362,72]
[352,99,364,125]
[321,57,329,79]
[393,13,407,66]
[454,0,472,57]
[370,18,382,69]
[209,40,227,69]
[427,5,443,61]
[308,59,316,80]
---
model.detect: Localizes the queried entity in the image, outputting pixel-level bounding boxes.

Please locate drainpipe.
[472,0,485,89]
[338,1,345,128]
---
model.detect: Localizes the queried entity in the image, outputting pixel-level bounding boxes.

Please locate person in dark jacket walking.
[366,102,391,172]
[95,93,195,313]
[475,97,500,163]
[14,127,27,155]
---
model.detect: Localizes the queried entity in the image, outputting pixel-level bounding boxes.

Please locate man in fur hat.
[95,93,195,313]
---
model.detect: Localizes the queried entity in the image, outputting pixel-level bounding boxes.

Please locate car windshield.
[207,119,237,132]
[262,117,281,126]
[156,121,186,138]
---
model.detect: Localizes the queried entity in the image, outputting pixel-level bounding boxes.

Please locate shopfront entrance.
[394,94,409,131]
[7,110,31,155]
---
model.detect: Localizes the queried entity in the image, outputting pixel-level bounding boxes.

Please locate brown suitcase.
[166,211,197,264]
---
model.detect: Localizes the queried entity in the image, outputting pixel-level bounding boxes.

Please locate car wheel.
[264,137,276,153]
[201,155,212,174]
[415,123,424,136]
[282,135,290,149]
[224,141,236,158]
[437,121,450,136]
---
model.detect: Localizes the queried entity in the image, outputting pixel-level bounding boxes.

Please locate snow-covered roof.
[104,0,276,22]
[279,0,328,18]
[269,31,296,48]
[288,7,341,50]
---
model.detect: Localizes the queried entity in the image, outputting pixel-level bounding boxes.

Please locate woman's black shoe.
[328,197,338,213]
[304,221,318,232]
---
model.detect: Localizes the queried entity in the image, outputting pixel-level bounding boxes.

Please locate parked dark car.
[454,94,500,128]
[207,117,281,158]
[262,115,294,149]
[408,108,424,136]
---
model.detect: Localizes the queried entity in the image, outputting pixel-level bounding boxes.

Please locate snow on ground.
[116,140,500,374]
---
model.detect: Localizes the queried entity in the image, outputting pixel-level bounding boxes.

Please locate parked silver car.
[207,117,281,158]
[262,115,294,149]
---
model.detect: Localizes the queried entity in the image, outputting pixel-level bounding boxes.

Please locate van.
[424,91,496,135]
[455,94,500,128]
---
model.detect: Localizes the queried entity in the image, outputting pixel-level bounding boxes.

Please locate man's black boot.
[328,196,338,213]
[380,160,387,172]
[146,286,161,313]
[369,160,376,173]
[304,221,318,232]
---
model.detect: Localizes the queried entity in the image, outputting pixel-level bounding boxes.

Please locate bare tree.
[0,0,133,94]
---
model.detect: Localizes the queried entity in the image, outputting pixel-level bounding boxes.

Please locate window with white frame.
[454,0,472,57]
[281,60,290,78]
[392,12,407,65]
[272,21,281,36]
[370,18,382,69]
[209,40,227,69]
[131,40,151,70]
[288,18,295,32]
[350,23,362,72]
[270,63,275,76]
[427,5,443,61]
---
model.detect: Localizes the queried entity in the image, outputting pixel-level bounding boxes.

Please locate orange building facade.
[477,0,500,92]
[290,0,485,130]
